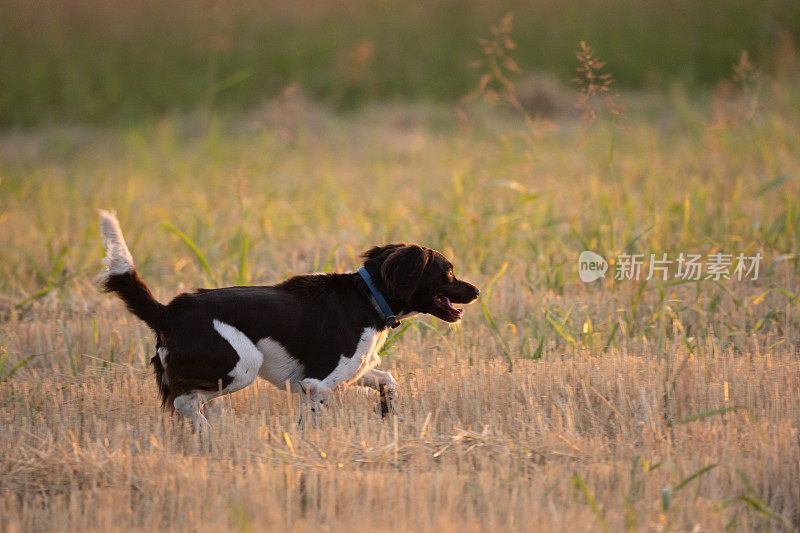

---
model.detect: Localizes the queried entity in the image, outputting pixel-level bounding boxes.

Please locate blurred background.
[2,0,799,127]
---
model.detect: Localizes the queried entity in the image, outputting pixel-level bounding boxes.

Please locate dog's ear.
[361,243,406,262]
[380,245,430,301]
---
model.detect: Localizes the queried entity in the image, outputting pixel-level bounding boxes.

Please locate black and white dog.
[98,211,479,430]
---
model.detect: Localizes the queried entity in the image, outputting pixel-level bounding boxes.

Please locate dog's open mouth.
[434,294,463,321]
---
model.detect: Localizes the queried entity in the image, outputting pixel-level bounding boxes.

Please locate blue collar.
[356,267,401,329]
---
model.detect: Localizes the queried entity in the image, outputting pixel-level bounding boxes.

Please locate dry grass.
[3,326,798,531]
[1,75,799,530]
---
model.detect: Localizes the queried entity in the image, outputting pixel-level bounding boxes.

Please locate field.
[2,7,800,531]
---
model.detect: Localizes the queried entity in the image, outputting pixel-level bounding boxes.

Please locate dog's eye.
[447,269,454,282]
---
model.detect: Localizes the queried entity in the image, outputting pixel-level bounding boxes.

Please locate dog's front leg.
[297,392,314,427]
[357,369,397,417]
[296,380,327,427]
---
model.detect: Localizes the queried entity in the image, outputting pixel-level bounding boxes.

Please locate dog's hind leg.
[174,392,212,433]
[201,396,225,422]
[174,319,264,428]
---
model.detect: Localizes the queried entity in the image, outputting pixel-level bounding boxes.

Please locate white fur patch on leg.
[98,209,134,281]
[201,396,225,421]
[357,368,398,401]
[174,392,211,433]
[320,327,388,389]
[295,379,327,426]
[212,319,264,392]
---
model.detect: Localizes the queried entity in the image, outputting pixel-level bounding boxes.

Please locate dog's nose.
[474,287,481,298]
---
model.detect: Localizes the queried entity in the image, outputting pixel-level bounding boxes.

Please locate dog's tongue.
[439,295,462,315]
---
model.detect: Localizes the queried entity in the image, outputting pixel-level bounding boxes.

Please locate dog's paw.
[379,381,398,418]
[384,384,398,402]
[384,372,398,399]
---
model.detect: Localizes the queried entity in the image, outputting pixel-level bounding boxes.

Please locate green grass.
[1,0,799,125]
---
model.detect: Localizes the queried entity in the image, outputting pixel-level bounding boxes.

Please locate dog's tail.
[98,210,166,331]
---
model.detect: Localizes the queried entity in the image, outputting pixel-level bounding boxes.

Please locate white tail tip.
[98,209,134,281]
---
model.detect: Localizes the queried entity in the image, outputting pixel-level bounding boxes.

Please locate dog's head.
[361,243,480,323]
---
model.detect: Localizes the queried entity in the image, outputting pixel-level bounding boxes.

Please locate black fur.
[102,271,165,330]
[103,242,480,410]
[150,345,171,409]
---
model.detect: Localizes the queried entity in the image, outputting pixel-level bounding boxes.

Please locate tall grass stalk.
[162,220,219,287]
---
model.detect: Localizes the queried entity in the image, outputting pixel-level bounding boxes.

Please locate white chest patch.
[316,327,388,390]
[212,319,265,392]
[255,337,306,386]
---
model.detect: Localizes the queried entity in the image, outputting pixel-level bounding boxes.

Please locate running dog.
[98,211,479,430]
